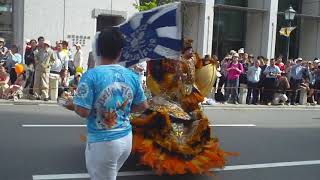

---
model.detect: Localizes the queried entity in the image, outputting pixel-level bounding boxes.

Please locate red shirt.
[276,63,285,73]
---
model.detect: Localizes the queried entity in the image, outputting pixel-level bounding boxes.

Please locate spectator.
[87,51,95,69]
[276,56,285,74]
[225,53,244,104]
[61,41,70,71]
[37,36,45,50]
[216,55,231,102]
[24,39,37,95]
[4,72,26,100]
[73,43,83,69]
[273,74,290,105]
[0,37,8,61]
[314,63,320,104]
[0,65,9,98]
[246,60,261,105]
[263,58,281,105]
[259,57,268,104]
[5,45,22,84]
[68,72,82,95]
[307,61,316,105]
[33,40,56,101]
[289,58,308,105]
[248,54,255,66]
[51,42,66,74]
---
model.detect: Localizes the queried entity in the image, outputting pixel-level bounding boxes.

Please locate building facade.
[1,0,137,67]
[1,0,320,65]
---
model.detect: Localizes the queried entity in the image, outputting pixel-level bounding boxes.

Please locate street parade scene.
[0,0,320,180]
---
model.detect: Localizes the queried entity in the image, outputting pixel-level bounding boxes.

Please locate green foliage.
[134,0,177,11]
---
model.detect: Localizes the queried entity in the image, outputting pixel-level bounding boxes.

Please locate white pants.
[273,93,288,105]
[85,132,132,180]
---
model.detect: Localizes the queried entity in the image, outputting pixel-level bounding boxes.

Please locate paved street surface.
[0,104,320,180]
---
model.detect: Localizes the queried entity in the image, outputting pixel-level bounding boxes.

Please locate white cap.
[233,53,239,57]
[238,48,245,54]
[43,40,51,47]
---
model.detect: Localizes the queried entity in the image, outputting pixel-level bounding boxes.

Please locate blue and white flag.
[118,2,182,67]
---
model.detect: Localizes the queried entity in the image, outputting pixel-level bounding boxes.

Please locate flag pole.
[286,21,291,62]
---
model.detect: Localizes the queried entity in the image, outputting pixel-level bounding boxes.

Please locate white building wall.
[23,0,137,68]
[299,0,320,59]
[183,0,214,57]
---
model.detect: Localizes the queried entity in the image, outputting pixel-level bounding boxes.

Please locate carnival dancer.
[63,28,148,180]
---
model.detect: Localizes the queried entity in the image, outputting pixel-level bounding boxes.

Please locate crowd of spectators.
[0,36,86,101]
[215,48,320,106]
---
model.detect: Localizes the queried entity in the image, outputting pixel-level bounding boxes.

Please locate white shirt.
[73,50,83,67]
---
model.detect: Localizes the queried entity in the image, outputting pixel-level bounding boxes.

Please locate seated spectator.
[68,72,82,95]
[4,72,26,101]
[5,45,22,84]
[58,69,69,97]
[0,65,9,98]
[273,74,290,105]
[307,61,316,105]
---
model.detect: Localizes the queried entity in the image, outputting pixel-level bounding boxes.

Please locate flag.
[279,27,296,37]
[118,2,182,67]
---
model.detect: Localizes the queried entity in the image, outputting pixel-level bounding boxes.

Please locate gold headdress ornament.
[183,39,193,51]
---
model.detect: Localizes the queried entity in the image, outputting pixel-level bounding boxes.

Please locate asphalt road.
[0,104,320,180]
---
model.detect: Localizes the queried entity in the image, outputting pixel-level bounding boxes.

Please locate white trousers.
[273,93,288,105]
[85,132,132,180]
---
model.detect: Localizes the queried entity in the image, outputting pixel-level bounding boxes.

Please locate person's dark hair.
[38,36,44,41]
[30,39,37,43]
[97,27,124,60]
[62,40,69,47]
[10,45,18,52]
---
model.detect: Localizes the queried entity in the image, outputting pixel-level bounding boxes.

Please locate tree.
[134,0,177,11]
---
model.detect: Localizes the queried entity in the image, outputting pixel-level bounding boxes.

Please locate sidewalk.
[0,99,57,105]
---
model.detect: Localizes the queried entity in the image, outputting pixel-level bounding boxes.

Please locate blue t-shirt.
[73,64,146,143]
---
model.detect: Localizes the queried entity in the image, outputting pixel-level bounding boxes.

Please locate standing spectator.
[24,39,37,95]
[289,58,308,105]
[307,61,316,104]
[248,54,255,66]
[87,51,95,69]
[276,56,285,74]
[61,41,70,71]
[0,65,9,98]
[246,60,261,105]
[263,58,281,105]
[259,57,268,104]
[73,43,83,69]
[62,41,75,76]
[33,40,56,101]
[273,74,290,105]
[225,53,243,104]
[51,42,64,74]
[5,45,22,84]
[216,55,231,102]
[0,37,8,61]
[313,63,320,104]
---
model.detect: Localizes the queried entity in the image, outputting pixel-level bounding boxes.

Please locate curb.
[201,104,320,110]
[0,99,57,105]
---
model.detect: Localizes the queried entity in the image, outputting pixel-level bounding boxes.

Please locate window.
[0,0,13,46]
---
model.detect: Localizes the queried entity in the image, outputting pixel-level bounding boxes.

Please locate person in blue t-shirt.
[64,28,148,180]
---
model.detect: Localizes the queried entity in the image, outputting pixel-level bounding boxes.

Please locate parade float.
[74,1,234,175]
[117,2,233,175]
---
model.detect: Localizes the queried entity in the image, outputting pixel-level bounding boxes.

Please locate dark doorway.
[96,15,125,32]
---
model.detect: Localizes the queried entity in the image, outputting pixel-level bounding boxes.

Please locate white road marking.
[32,160,320,179]
[22,124,256,128]
[209,124,256,127]
[22,125,86,128]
